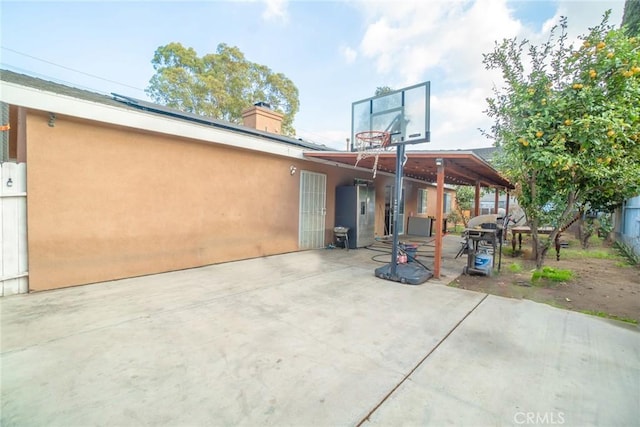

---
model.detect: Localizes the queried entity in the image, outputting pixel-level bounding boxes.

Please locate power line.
[1,46,346,148]
[0,46,147,94]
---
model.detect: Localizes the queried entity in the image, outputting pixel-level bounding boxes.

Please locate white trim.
[0,81,307,160]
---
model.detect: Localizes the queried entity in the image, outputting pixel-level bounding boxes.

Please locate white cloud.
[353,0,522,149]
[350,0,625,150]
[358,0,521,87]
[261,0,288,22]
[429,87,494,150]
[340,45,358,64]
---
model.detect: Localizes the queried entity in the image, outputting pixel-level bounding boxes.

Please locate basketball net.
[354,131,392,178]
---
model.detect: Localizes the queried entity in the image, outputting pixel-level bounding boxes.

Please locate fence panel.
[1,162,28,296]
[621,199,640,258]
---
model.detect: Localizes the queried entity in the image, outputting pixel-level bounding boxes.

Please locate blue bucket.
[475,253,492,271]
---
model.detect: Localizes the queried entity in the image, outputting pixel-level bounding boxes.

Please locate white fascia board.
[0,81,306,160]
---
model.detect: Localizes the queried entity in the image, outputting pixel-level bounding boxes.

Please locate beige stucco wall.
[24,111,399,290]
[24,109,454,291]
[27,111,301,290]
[405,184,457,220]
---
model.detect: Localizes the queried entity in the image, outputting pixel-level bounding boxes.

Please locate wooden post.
[505,190,510,216]
[494,188,499,214]
[474,181,481,216]
[434,159,445,278]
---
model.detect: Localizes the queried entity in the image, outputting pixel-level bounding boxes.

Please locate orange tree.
[482,12,640,268]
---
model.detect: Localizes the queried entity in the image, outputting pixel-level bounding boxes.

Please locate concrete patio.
[1,236,638,426]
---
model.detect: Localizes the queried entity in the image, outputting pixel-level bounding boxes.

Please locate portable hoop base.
[374,263,433,285]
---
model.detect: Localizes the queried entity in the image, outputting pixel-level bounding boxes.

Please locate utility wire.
[1,46,343,147]
[1,46,147,94]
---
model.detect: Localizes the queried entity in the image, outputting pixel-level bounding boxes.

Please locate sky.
[0,0,626,151]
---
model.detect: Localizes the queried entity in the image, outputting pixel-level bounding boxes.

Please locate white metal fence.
[1,162,28,295]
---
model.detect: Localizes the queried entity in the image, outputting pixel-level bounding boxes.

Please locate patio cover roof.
[304,150,514,189]
[305,149,514,280]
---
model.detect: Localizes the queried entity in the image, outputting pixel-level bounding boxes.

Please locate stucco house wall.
[24,108,410,291]
[2,71,456,292]
[27,110,288,290]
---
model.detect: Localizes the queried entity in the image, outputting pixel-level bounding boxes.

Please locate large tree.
[483,12,640,268]
[622,0,640,35]
[375,86,394,96]
[146,43,300,135]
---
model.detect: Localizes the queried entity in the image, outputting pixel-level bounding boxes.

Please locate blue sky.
[0,0,625,150]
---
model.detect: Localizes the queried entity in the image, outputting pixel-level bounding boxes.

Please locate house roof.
[0,69,328,151]
[0,70,513,189]
[470,146,499,162]
[304,150,514,189]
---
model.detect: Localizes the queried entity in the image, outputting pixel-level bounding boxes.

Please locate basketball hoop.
[354,131,392,178]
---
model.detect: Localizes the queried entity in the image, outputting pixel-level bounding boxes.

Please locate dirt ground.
[449,235,640,324]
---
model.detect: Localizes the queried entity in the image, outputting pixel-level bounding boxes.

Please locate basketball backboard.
[351,82,430,149]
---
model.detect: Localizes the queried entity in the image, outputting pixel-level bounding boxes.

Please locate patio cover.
[304,150,515,278]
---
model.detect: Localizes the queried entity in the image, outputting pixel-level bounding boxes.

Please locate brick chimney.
[242,102,284,134]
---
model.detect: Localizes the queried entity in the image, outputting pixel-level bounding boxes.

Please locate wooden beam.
[474,181,481,216]
[444,160,491,186]
[434,160,445,278]
[505,190,511,217]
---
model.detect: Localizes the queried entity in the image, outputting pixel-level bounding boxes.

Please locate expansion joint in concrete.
[356,293,490,426]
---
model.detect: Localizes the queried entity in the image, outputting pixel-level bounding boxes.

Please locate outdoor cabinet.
[335,185,375,249]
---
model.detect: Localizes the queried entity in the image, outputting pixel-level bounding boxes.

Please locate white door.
[299,171,327,249]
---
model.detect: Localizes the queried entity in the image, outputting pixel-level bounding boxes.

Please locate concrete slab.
[2,239,637,426]
[1,248,482,426]
[363,295,640,426]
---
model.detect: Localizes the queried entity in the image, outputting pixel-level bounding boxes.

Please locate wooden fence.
[1,162,28,295]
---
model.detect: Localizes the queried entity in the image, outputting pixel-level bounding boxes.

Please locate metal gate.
[299,171,326,249]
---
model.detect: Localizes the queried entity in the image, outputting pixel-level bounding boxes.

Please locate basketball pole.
[390,142,405,278]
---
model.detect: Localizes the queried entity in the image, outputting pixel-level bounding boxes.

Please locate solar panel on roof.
[110,93,328,151]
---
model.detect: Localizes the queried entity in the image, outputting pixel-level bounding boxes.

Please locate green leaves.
[483,11,640,266]
[146,42,300,135]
